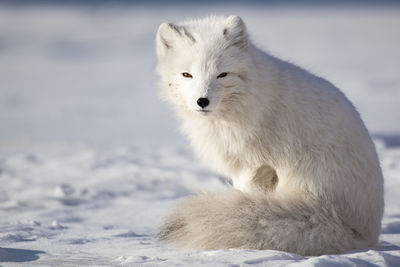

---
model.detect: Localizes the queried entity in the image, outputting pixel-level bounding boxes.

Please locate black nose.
[197,98,210,108]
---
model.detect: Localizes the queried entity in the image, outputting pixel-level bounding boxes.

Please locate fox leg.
[232,165,278,194]
[251,165,278,193]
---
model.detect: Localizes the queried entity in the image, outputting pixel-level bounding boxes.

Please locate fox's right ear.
[156,22,182,59]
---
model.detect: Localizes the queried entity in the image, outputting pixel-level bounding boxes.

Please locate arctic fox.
[155,15,384,256]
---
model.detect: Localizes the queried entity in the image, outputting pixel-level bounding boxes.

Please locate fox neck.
[178,80,268,179]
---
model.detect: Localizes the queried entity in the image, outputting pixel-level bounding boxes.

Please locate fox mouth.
[197,109,211,114]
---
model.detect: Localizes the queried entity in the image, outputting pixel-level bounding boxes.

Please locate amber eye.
[182,72,193,78]
[217,72,228,78]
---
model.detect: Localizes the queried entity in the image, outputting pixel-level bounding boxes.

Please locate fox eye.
[182,72,193,78]
[217,72,228,78]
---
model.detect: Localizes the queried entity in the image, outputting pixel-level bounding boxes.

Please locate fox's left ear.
[223,15,248,50]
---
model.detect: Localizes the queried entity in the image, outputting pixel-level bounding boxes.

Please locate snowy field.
[1,2,400,266]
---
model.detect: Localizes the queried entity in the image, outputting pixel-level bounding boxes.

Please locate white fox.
[155,15,384,256]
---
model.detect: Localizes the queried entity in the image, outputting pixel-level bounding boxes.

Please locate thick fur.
[155,15,384,256]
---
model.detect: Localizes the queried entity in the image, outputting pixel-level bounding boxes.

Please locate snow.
[0,3,400,266]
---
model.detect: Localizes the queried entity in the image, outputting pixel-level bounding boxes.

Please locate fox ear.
[223,15,248,49]
[156,22,195,58]
[156,22,181,58]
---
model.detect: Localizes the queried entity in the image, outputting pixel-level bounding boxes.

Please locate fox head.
[156,15,252,117]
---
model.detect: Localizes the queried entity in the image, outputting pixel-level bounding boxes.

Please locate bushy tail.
[159,190,364,256]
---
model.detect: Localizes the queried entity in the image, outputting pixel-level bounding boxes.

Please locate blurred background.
[0,0,399,155]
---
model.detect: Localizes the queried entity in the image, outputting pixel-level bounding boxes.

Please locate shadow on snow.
[0,247,45,262]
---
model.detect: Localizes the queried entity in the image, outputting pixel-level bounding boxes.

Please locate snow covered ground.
[1,3,400,266]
